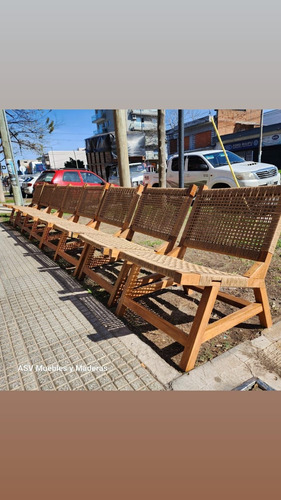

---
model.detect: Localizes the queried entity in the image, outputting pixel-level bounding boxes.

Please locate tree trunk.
[158,110,166,187]
[0,175,5,202]
[113,110,131,187]
[0,110,23,205]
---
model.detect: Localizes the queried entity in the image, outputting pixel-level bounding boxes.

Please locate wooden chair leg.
[54,232,68,261]
[14,210,22,228]
[254,285,272,328]
[74,242,91,279]
[183,286,196,297]
[179,283,220,372]
[107,260,132,307]
[116,264,141,317]
[39,224,50,249]
[29,219,38,239]
[10,208,16,225]
[20,214,29,232]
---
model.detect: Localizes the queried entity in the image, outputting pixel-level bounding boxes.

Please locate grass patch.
[0,213,11,222]
[138,238,163,248]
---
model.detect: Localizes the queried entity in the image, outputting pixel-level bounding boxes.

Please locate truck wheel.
[212,183,230,189]
[152,183,159,187]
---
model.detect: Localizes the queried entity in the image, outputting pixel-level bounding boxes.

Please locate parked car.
[108,163,147,187]
[34,169,107,190]
[143,150,281,188]
[22,173,43,197]
[9,174,31,195]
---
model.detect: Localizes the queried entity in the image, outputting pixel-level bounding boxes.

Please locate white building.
[46,148,87,169]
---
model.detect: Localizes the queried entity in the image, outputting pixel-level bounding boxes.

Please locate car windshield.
[203,151,245,167]
[129,164,146,173]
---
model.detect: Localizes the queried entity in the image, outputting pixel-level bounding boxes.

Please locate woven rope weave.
[130,187,192,240]
[50,186,68,210]
[32,185,43,205]
[39,185,56,207]
[97,186,138,227]
[60,186,83,214]
[76,186,105,218]
[183,185,281,260]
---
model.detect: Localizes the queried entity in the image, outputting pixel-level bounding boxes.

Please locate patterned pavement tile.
[0,224,166,391]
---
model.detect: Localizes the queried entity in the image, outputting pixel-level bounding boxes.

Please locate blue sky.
[13,110,96,164]
[39,109,95,152]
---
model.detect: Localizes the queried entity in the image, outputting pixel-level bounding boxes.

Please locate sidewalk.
[1,220,281,391]
[0,223,172,391]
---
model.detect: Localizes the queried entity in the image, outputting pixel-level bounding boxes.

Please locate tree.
[0,109,55,164]
[64,157,85,169]
[158,110,166,187]
[165,109,213,130]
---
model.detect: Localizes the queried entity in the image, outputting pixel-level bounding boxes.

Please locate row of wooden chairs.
[9,182,197,306]
[8,183,281,372]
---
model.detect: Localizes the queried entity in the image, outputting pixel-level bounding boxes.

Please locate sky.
[35,109,95,155]
[9,110,95,167]
[12,109,212,164]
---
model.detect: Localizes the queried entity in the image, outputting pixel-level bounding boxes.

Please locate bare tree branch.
[166,109,212,130]
[0,109,55,157]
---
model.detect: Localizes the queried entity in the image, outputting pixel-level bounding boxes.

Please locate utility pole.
[0,163,5,202]
[178,109,184,188]
[73,150,79,169]
[113,110,131,187]
[0,109,23,205]
[158,110,166,187]
[258,109,264,163]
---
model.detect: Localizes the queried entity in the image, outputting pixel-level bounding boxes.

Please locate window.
[37,171,55,182]
[188,156,209,171]
[203,151,245,168]
[171,158,179,171]
[62,171,81,183]
[169,139,177,154]
[171,156,188,171]
[80,171,104,184]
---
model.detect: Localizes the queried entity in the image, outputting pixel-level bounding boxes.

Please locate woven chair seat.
[118,247,249,287]
[78,231,158,255]
[15,206,42,216]
[52,219,96,234]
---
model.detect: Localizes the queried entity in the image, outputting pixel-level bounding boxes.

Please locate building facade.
[166,109,262,156]
[215,110,281,167]
[91,109,158,161]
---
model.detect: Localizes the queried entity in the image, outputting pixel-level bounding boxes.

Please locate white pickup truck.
[108,163,147,187]
[143,150,280,189]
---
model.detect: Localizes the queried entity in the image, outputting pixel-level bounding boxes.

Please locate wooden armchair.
[74,185,197,302]
[115,185,281,372]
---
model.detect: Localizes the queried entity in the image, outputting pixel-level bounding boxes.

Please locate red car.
[34,169,107,189]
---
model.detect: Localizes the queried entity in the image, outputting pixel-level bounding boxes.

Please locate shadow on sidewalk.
[1,223,261,372]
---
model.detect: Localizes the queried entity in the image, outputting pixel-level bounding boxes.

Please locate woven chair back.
[183,185,281,261]
[39,184,57,208]
[130,186,195,241]
[49,186,68,211]
[97,186,141,229]
[32,184,44,205]
[76,185,106,219]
